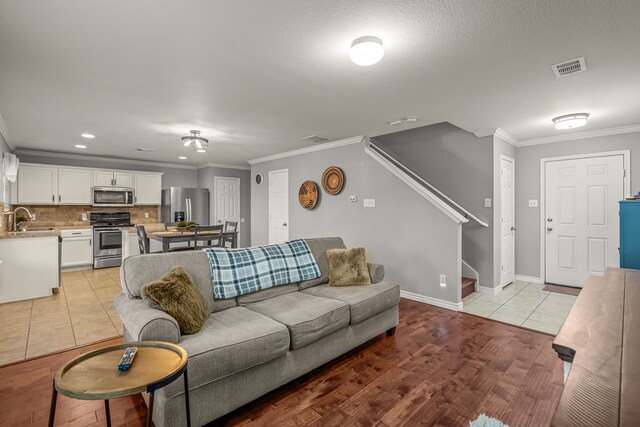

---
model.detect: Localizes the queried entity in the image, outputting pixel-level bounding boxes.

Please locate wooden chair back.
[135,225,149,254]
[193,225,224,248]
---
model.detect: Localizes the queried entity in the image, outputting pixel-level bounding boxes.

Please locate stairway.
[462,277,477,299]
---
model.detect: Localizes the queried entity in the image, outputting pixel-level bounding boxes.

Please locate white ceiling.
[1,0,639,166]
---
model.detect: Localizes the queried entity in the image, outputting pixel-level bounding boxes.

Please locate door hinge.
[623,169,626,177]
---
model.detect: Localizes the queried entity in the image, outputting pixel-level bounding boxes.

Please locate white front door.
[545,155,624,286]
[269,169,289,244]
[500,156,515,287]
[214,176,241,235]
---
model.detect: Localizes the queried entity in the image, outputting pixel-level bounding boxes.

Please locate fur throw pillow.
[142,267,208,335]
[326,247,371,287]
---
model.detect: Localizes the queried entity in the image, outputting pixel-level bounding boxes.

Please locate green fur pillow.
[326,247,371,287]
[142,267,208,335]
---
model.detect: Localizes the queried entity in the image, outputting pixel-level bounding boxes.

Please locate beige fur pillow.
[142,267,208,335]
[326,247,371,287]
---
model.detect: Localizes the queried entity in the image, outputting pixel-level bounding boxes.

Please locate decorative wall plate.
[298,181,319,209]
[322,166,345,195]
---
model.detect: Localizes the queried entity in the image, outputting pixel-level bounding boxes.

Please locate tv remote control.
[117,347,137,372]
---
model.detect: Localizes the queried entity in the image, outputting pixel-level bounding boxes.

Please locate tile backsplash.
[13,205,160,227]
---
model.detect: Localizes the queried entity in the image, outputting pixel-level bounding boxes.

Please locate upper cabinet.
[134,173,163,205]
[93,170,133,188]
[15,163,162,205]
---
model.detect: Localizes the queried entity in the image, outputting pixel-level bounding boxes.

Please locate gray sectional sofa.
[114,237,400,427]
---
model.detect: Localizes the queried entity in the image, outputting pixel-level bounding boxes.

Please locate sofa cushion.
[176,307,289,391]
[298,237,347,290]
[302,281,400,324]
[121,251,237,313]
[237,283,300,306]
[245,293,350,349]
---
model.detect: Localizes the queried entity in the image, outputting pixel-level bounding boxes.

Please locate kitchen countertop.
[0,225,92,240]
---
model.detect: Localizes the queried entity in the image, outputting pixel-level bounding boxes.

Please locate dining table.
[146,229,239,253]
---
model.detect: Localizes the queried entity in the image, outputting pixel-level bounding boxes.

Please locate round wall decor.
[255,173,264,184]
[322,166,345,195]
[298,181,319,210]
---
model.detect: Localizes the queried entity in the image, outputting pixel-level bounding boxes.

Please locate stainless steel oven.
[91,212,133,268]
[92,187,135,207]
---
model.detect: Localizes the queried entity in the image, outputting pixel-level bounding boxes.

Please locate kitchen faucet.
[12,206,34,231]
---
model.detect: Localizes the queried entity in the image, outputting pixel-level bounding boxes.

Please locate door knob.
[511,226,516,231]
[547,218,553,222]
[546,227,553,231]
[283,223,287,227]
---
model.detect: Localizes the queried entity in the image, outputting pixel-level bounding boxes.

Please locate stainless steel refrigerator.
[161,187,210,225]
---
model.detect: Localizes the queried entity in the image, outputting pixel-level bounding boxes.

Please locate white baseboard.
[515,274,544,284]
[477,285,502,295]
[400,290,463,312]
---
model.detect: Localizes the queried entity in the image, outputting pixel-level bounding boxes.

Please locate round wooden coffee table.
[48,341,190,427]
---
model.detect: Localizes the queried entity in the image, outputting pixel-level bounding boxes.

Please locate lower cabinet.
[61,229,93,268]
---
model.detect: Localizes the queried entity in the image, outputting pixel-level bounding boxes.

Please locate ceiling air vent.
[551,57,586,78]
[299,135,331,143]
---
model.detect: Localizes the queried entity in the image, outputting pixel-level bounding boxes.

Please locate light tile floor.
[462,281,577,335]
[0,267,123,366]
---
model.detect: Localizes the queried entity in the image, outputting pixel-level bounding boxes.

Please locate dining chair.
[193,225,224,249]
[222,221,238,248]
[160,223,195,252]
[135,225,162,254]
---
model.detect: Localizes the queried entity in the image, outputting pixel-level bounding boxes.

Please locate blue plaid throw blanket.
[203,239,321,299]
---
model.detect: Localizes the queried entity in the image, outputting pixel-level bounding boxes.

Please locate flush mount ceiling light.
[81,133,95,139]
[349,36,384,66]
[74,144,87,149]
[552,113,590,130]
[181,130,209,151]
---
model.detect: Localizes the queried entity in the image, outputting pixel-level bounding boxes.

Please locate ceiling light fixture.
[178,156,187,160]
[552,113,590,130]
[81,133,95,139]
[181,129,209,151]
[197,149,206,153]
[349,36,384,66]
[74,144,87,149]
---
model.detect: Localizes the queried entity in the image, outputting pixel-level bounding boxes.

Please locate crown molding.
[247,135,364,165]
[494,128,520,147]
[196,162,250,171]
[13,148,198,170]
[519,123,640,146]
[0,114,12,151]
[472,129,497,138]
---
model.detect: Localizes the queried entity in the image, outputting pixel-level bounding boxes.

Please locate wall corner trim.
[494,128,520,147]
[400,290,463,312]
[0,113,12,150]
[519,123,640,146]
[514,274,543,284]
[196,162,250,171]
[477,285,503,295]
[247,135,365,165]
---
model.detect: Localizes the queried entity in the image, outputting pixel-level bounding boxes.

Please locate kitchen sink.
[9,227,55,233]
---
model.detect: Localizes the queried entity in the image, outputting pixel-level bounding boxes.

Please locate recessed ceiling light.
[178,156,187,160]
[197,149,206,153]
[552,113,589,130]
[80,133,95,139]
[74,144,87,149]
[350,36,384,66]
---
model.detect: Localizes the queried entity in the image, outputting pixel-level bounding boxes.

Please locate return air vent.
[551,57,586,78]
[299,135,331,143]
[136,148,154,152]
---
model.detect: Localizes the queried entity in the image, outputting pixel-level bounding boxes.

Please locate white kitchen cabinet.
[61,229,93,268]
[17,165,58,204]
[58,168,92,204]
[0,236,59,303]
[134,173,162,204]
[115,172,133,187]
[93,170,133,188]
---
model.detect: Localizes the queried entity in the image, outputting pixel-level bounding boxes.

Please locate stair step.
[461,277,477,299]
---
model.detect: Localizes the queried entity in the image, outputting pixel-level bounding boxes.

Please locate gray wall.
[16,154,198,189]
[373,122,495,288]
[196,166,251,248]
[515,131,640,278]
[493,135,516,287]
[0,133,12,204]
[251,141,463,305]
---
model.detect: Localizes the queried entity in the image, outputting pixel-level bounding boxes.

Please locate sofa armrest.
[114,293,181,343]
[368,263,385,284]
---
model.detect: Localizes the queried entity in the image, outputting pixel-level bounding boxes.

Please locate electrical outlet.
[439,274,446,287]
[363,199,376,208]
[81,213,87,221]
[31,214,36,220]
[528,199,538,208]
[144,212,149,218]
[349,195,357,202]
[484,198,492,208]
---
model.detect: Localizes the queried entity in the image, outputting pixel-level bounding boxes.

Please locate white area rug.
[469,413,509,427]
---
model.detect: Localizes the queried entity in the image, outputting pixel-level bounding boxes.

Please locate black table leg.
[105,399,111,427]
[146,391,154,427]
[48,381,57,427]
[184,366,191,427]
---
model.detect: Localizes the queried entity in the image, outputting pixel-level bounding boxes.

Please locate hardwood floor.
[0,299,563,427]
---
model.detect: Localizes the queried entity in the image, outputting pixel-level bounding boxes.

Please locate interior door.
[269,169,289,244]
[545,155,624,287]
[214,176,241,231]
[500,156,515,287]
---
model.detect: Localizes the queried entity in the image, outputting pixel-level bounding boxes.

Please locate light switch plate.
[349,195,357,202]
[363,199,376,208]
[81,213,87,221]
[484,198,492,208]
[144,212,149,218]
[528,199,538,208]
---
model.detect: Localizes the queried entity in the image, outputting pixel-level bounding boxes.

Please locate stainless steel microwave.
[92,187,135,207]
